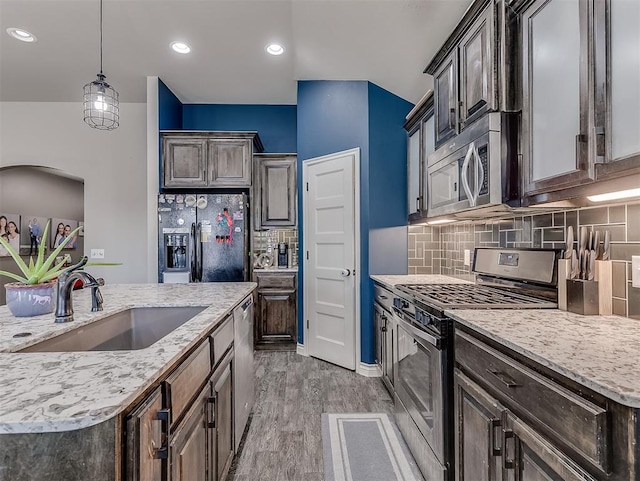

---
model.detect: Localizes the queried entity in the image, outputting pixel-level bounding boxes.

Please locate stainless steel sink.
[19,306,207,352]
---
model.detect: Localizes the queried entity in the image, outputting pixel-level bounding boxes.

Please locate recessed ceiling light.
[6,27,37,43]
[265,43,285,56]
[171,41,191,54]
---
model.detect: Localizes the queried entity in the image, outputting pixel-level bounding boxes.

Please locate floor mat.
[321,413,424,481]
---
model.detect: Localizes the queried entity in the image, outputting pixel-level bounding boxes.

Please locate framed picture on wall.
[78,221,84,237]
[50,218,79,250]
[19,215,49,256]
[0,213,21,257]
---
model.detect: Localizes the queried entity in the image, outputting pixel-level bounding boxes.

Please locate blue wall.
[362,83,412,363]
[158,79,183,130]
[297,80,411,365]
[183,104,297,153]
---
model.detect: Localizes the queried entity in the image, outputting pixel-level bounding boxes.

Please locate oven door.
[394,312,445,465]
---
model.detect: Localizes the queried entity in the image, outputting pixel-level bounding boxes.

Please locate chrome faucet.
[55,256,105,323]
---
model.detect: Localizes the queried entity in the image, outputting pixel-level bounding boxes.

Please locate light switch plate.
[632,256,640,288]
[91,249,105,259]
[464,249,471,266]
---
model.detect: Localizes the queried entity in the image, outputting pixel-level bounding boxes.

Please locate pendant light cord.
[99,0,103,75]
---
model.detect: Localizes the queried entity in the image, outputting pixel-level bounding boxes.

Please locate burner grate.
[396,284,556,309]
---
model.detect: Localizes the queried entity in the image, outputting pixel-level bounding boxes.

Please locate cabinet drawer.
[165,340,211,425]
[455,330,608,472]
[255,272,296,289]
[211,315,234,365]
[374,284,394,313]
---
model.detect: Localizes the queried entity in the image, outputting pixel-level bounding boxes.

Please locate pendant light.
[83,0,119,130]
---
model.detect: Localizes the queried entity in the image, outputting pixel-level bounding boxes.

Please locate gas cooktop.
[395,283,557,311]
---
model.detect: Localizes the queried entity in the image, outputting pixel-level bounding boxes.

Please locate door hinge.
[306,182,309,191]
[306,251,309,260]
[306,319,309,329]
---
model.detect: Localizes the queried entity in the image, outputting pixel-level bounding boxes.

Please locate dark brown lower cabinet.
[454,370,503,481]
[211,354,234,481]
[170,387,208,481]
[454,368,597,481]
[170,350,233,481]
[253,272,297,350]
[503,411,596,481]
[126,321,237,481]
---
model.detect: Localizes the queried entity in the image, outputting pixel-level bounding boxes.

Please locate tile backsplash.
[408,202,640,319]
[253,229,298,266]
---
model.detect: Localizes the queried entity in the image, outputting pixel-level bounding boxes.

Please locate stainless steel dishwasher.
[233,294,255,450]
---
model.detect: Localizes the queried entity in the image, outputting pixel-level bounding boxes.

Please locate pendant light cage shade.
[83,74,119,130]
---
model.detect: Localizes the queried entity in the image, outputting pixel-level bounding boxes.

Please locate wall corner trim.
[357,362,382,378]
[296,343,308,357]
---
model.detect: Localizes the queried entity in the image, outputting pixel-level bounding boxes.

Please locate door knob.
[340,269,351,277]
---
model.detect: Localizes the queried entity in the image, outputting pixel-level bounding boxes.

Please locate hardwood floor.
[229,351,393,481]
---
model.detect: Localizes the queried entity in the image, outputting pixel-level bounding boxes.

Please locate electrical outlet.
[91,249,105,259]
[632,256,640,288]
[464,249,471,266]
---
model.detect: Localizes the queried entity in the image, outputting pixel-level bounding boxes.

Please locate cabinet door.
[208,138,252,187]
[434,51,458,147]
[125,387,165,481]
[458,4,495,127]
[209,352,233,481]
[256,156,297,228]
[169,386,209,481]
[454,369,504,481]
[407,124,421,218]
[384,316,394,388]
[163,137,208,188]
[374,303,384,369]
[593,0,640,175]
[256,289,297,346]
[503,412,597,481]
[521,0,592,197]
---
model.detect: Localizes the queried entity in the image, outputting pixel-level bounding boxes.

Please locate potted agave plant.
[0,220,82,317]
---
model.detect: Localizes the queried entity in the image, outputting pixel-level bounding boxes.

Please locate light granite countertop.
[0,283,256,434]
[371,274,473,289]
[447,309,640,408]
[253,267,299,273]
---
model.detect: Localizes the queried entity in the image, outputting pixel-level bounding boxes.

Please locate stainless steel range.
[391,248,562,481]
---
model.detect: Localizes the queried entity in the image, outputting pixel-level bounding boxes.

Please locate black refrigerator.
[158,193,249,283]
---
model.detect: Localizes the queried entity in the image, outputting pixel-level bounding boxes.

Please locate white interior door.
[303,149,357,370]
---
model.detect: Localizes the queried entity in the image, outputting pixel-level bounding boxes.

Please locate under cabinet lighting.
[426,218,455,225]
[587,188,640,203]
[265,43,285,56]
[171,42,191,54]
[6,27,37,42]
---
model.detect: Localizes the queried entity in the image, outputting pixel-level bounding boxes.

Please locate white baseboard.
[358,362,382,377]
[296,343,308,357]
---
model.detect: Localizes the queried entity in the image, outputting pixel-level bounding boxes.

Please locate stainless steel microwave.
[427,112,520,218]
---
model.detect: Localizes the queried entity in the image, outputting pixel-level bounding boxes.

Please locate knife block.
[595,260,613,316]
[557,259,570,311]
[566,279,599,315]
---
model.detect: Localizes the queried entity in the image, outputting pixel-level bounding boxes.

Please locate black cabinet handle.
[491,418,501,456]
[207,396,216,429]
[502,428,516,470]
[381,326,387,332]
[155,409,171,459]
[486,369,521,388]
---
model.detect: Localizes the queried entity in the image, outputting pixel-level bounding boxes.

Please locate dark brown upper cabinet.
[425,0,503,150]
[404,92,435,222]
[253,153,297,229]
[514,0,640,205]
[161,131,263,189]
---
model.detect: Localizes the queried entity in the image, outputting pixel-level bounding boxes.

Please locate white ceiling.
[0,0,472,105]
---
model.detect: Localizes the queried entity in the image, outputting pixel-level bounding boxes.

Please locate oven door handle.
[393,309,441,349]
